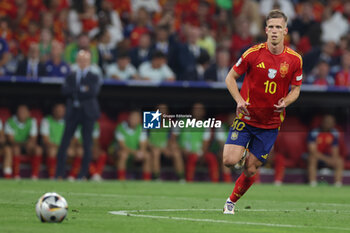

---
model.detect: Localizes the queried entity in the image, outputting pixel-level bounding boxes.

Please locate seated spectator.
[64,33,99,64]
[308,114,344,187]
[39,29,53,63]
[197,24,216,58]
[115,110,151,180]
[0,37,10,76]
[307,60,334,86]
[177,26,210,80]
[176,103,219,182]
[106,51,138,80]
[148,104,184,181]
[335,50,350,87]
[321,9,349,44]
[74,122,107,181]
[45,41,70,77]
[5,105,43,179]
[204,49,231,82]
[139,50,175,82]
[230,16,253,62]
[126,8,153,47]
[16,43,47,78]
[131,0,161,13]
[0,118,12,178]
[130,33,153,68]
[97,29,115,74]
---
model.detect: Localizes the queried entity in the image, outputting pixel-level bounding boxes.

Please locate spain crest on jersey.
[280,61,289,78]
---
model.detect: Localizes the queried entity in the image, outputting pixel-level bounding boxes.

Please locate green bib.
[116,122,142,150]
[7,117,33,143]
[46,116,65,145]
[149,128,169,148]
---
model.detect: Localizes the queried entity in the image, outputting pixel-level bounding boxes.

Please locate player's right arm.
[225,68,250,115]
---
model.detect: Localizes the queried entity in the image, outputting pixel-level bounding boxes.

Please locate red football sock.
[186,153,198,182]
[223,172,232,183]
[13,155,21,177]
[69,157,82,178]
[96,153,107,175]
[31,155,42,177]
[230,172,257,203]
[204,152,219,182]
[143,172,151,181]
[274,153,285,182]
[46,157,57,178]
[117,170,126,180]
[89,163,97,176]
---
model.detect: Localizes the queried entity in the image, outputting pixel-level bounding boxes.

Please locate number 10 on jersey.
[264,80,277,94]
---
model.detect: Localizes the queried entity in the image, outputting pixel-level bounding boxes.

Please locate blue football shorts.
[225,118,279,164]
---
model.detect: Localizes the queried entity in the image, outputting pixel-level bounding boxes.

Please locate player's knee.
[223,155,240,167]
[245,166,257,177]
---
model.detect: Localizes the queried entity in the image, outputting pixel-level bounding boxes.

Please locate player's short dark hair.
[266,9,288,24]
[151,50,166,60]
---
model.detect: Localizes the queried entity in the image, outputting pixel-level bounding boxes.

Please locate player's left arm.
[274,85,301,112]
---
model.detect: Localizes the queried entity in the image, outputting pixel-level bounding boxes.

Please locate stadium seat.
[0,107,11,123]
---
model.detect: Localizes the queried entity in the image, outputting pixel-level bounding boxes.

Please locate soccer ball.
[35,192,68,223]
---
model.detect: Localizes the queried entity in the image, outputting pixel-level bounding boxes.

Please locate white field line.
[20,190,350,208]
[109,209,350,231]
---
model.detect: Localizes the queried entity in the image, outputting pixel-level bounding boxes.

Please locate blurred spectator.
[0,118,12,178]
[64,33,99,64]
[96,0,124,48]
[177,102,219,182]
[230,16,253,62]
[97,29,115,73]
[308,115,344,187]
[45,41,70,77]
[321,8,349,43]
[238,0,262,37]
[115,110,151,180]
[106,51,138,80]
[289,1,318,55]
[260,0,296,22]
[196,51,211,80]
[40,103,74,179]
[19,21,40,56]
[153,25,178,70]
[16,43,47,78]
[214,9,232,42]
[148,104,184,181]
[126,7,153,47]
[303,41,338,75]
[139,50,175,82]
[0,17,13,41]
[5,105,42,179]
[74,122,107,181]
[204,49,231,82]
[197,24,216,58]
[131,0,161,13]
[335,50,350,87]
[0,37,10,76]
[177,26,210,80]
[68,0,98,38]
[130,33,153,68]
[40,11,67,43]
[39,29,53,63]
[307,60,334,86]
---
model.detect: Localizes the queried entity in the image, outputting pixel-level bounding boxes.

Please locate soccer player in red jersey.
[223,10,303,214]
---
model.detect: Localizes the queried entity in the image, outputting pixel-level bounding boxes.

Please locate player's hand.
[274,98,286,112]
[236,99,250,115]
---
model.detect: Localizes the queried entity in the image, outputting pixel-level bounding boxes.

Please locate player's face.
[128,112,141,128]
[53,104,65,119]
[265,18,287,46]
[17,105,29,122]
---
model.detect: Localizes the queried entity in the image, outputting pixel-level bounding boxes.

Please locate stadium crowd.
[0,0,350,85]
[0,0,350,185]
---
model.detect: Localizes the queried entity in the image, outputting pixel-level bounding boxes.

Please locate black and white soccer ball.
[35,192,68,223]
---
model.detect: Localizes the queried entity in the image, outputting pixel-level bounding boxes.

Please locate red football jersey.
[232,43,303,129]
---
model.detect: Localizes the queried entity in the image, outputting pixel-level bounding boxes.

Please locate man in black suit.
[16,43,46,78]
[204,49,231,82]
[56,50,101,179]
[130,33,153,68]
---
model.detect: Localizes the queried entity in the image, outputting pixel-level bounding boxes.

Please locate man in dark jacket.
[56,50,101,179]
[16,43,46,78]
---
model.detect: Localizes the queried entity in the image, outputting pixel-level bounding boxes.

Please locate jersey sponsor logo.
[268,69,277,79]
[256,62,265,69]
[279,62,289,78]
[235,58,242,67]
[296,74,303,81]
[143,110,161,129]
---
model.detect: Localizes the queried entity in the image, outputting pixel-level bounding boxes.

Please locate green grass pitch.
[0,180,349,233]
